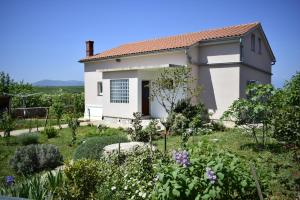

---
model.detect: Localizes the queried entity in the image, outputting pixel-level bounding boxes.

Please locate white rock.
[103,142,155,155]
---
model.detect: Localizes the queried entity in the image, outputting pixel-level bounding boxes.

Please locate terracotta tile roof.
[80,22,259,62]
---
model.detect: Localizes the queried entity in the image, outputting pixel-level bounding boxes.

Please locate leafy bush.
[171,113,189,135]
[10,144,63,174]
[18,133,39,145]
[153,142,257,199]
[42,126,58,139]
[63,159,106,199]
[272,72,300,147]
[96,149,158,200]
[128,112,150,142]
[210,120,226,132]
[73,135,129,160]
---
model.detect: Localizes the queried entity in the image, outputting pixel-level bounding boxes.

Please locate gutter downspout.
[239,37,243,62]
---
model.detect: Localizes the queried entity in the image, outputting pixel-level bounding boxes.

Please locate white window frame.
[97,81,103,96]
[110,79,129,103]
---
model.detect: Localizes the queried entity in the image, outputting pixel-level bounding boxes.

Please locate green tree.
[272,72,300,147]
[50,95,64,129]
[222,83,275,147]
[0,111,15,137]
[0,71,12,94]
[150,67,200,153]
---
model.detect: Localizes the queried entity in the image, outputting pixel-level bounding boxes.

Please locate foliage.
[171,113,189,135]
[210,121,226,132]
[10,144,63,174]
[153,142,257,199]
[63,159,106,199]
[222,83,275,146]
[18,133,39,145]
[65,113,80,145]
[0,111,15,137]
[0,170,65,199]
[272,71,300,147]
[96,149,158,200]
[50,95,64,129]
[42,126,59,139]
[73,135,129,160]
[0,71,12,93]
[128,112,149,142]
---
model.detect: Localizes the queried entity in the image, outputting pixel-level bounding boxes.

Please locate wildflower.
[205,167,217,184]
[6,176,14,186]
[172,150,190,167]
[111,186,116,191]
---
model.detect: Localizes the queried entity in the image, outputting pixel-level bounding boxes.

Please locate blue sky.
[0,0,299,87]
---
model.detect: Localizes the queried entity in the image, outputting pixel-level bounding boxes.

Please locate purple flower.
[6,176,14,186]
[172,150,190,167]
[205,167,217,184]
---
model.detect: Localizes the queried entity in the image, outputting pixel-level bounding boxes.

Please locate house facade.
[80,22,275,124]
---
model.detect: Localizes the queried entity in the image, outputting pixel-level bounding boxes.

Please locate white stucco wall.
[84,67,103,119]
[198,65,240,119]
[198,42,240,64]
[242,28,272,72]
[239,64,271,98]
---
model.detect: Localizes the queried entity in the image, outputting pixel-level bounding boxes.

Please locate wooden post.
[251,164,264,200]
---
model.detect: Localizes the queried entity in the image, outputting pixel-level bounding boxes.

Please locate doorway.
[141,81,150,116]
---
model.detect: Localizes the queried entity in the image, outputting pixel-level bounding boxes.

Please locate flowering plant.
[172,150,190,167]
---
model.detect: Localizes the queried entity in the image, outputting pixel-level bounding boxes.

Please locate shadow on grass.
[240,142,289,154]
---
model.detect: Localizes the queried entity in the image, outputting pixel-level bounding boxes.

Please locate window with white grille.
[110,79,129,103]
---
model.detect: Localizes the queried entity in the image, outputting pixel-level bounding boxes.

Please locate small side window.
[258,38,262,54]
[97,81,103,96]
[251,34,255,52]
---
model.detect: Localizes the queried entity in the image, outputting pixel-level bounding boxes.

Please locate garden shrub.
[18,132,39,145]
[42,126,58,139]
[153,142,257,199]
[128,112,150,142]
[171,113,189,135]
[73,135,129,160]
[10,144,63,174]
[63,159,106,200]
[96,149,158,200]
[210,120,226,132]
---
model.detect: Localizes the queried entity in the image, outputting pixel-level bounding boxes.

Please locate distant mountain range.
[33,80,84,87]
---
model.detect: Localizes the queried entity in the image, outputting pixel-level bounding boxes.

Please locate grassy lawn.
[0,125,104,182]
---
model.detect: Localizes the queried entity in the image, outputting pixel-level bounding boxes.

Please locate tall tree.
[150,66,200,152]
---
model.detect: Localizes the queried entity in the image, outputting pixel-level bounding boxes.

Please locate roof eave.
[78,46,187,63]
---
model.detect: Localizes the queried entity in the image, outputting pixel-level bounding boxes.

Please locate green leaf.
[172,188,180,197]
[241,180,247,187]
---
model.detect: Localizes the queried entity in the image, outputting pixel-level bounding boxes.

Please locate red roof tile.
[80,22,259,62]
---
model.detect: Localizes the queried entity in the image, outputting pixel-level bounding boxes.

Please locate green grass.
[33,86,84,94]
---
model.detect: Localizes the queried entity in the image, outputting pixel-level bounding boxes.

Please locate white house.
[79,22,275,124]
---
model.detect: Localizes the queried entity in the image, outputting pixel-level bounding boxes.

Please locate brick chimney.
[85,40,94,57]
